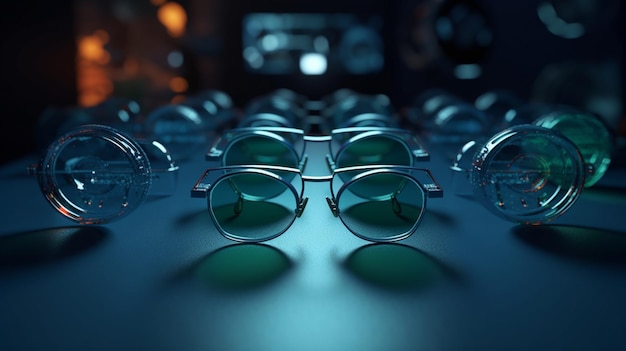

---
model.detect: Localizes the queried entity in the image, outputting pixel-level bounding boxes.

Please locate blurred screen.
[242,13,384,76]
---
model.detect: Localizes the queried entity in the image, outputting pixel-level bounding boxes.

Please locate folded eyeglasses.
[191,164,443,243]
[28,124,179,224]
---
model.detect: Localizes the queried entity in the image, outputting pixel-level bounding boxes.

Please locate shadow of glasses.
[186,244,294,292]
[512,224,626,266]
[0,226,109,270]
[341,243,461,292]
[580,185,626,205]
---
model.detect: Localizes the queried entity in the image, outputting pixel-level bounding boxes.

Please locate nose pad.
[296,197,309,217]
[325,197,338,217]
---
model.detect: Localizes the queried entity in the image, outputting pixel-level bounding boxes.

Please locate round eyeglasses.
[28,124,179,224]
[191,165,443,243]
[238,90,308,129]
[206,126,429,176]
[141,90,237,162]
[321,91,397,129]
[34,96,143,152]
[450,124,585,224]
[407,89,490,144]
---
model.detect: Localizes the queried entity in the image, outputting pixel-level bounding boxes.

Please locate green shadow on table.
[512,224,626,266]
[0,226,109,270]
[341,243,461,292]
[176,243,293,293]
[580,185,626,205]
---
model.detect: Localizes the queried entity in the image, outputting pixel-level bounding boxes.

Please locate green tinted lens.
[224,135,299,168]
[534,111,612,187]
[338,173,425,241]
[335,135,411,169]
[209,173,297,241]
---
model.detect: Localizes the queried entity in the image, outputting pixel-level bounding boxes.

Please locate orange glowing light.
[171,94,186,104]
[169,76,188,93]
[76,30,113,107]
[157,2,187,38]
[78,35,110,64]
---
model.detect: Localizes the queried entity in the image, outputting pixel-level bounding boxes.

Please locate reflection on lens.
[224,134,299,169]
[143,104,207,160]
[335,135,411,169]
[338,173,425,241]
[209,173,297,241]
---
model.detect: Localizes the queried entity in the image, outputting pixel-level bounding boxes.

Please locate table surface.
[1,136,625,351]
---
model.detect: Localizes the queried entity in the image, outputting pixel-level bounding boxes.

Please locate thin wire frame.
[191,164,443,243]
[205,126,430,172]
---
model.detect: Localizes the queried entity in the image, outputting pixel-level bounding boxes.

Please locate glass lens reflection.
[337,173,425,241]
[472,126,584,224]
[209,173,298,241]
[223,134,300,170]
[46,128,151,224]
[334,134,412,170]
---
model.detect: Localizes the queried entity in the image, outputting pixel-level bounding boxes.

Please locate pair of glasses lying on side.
[206,126,430,173]
[191,164,443,243]
[28,124,179,224]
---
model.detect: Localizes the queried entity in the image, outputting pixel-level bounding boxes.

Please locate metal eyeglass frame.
[205,126,430,173]
[191,164,443,243]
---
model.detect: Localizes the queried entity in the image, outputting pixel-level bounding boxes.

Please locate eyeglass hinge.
[207,148,223,159]
[190,182,211,197]
[412,149,430,160]
[424,183,444,198]
[325,197,339,217]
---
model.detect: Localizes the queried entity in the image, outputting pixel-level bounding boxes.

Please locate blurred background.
[1,0,624,165]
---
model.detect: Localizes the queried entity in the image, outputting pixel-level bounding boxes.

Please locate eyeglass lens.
[223,134,301,170]
[334,172,426,241]
[220,129,416,175]
[208,172,300,241]
[333,134,412,170]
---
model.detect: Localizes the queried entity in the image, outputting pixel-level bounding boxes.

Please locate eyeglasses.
[450,124,586,225]
[236,89,398,133]
[191,164,443,243]
[28,124,179,224]
[206,126,430,174]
